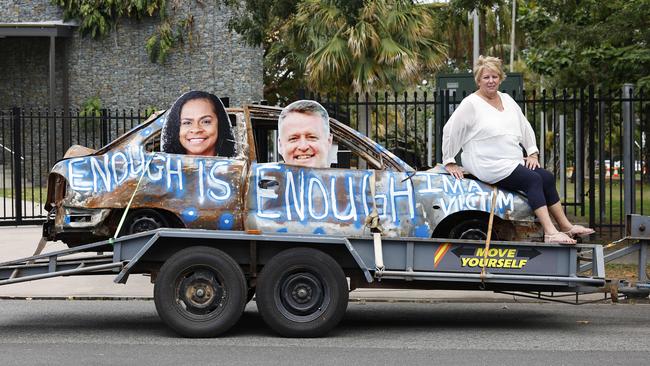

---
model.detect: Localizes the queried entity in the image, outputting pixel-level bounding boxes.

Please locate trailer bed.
[0,229,606,292]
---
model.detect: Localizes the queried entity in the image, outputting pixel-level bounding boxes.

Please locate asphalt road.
[0,300,649,366]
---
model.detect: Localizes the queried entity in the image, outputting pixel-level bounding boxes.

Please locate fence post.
[558,114,566,201]
[427,117,433,167]
[575,94,584,212]
[539,90,546,168]
[100,108,109,147]
[588,86,596,229]
[434,90,444,164]
[12,107,22,225]
[623,83,635,215]
[598,97,606,222]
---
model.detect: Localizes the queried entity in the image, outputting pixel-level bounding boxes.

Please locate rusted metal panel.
[246,162,539,239]
[246,163,375,236]
[51,150,247,229]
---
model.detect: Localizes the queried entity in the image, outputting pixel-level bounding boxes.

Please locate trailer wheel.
[256,248,348,337]
[154,246,246,337]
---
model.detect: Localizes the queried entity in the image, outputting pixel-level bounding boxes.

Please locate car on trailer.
[43,105,542,248]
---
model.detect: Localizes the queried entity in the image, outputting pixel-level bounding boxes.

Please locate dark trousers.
[494,165,560,210]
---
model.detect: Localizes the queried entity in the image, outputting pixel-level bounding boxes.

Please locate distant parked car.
[43,105,542,247]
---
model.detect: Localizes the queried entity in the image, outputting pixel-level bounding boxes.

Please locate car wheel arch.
[431,210,515,241]
[112,207,185,235]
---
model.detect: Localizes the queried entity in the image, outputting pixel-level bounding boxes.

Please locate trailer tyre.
[256,248,348,337]
[154,246,246,337]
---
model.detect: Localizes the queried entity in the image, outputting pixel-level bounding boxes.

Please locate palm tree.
[288,0,448,94]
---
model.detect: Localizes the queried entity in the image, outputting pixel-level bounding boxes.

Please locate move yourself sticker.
[433,244,541,270]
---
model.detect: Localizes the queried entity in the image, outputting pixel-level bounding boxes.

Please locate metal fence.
[2,87,649,240]
[307,86,649,240]
[0,108,149,225]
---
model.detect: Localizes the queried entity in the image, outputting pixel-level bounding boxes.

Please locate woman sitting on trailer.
[441,55,594,245]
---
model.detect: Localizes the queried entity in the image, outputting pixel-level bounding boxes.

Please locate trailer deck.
[0,229,605,289]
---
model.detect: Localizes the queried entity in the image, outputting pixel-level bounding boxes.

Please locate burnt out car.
[43,105,542,247]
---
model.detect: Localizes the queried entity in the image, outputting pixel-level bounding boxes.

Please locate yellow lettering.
[461,253,529,268]
[475,248,485,257]
[519,259,527,268]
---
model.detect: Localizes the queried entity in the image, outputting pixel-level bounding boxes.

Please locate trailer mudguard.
[111,228,374,284]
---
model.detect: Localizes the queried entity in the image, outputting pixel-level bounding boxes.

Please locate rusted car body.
[44,105,542,246]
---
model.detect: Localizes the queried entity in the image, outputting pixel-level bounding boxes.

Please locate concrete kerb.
[0,225,631,304]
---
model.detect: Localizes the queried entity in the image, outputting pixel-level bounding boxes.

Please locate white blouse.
[442,92,539,184]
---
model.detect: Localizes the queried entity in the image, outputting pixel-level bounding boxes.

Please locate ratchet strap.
[364,171,385,275]
[480,186,499,285]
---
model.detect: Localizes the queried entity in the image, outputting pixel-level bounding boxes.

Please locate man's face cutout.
[278,111,333,168]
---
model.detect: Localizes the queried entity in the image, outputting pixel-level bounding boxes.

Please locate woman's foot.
[564,225,596,238]
[544,231,577,245]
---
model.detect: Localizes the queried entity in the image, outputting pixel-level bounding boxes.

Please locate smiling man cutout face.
[278,100,333,168]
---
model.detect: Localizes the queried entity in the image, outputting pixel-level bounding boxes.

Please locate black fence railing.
[306,86,649,240]
[0,108,150,225]
[1,88,648,241]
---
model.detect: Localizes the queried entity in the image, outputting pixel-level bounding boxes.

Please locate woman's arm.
[442,99,474,179]
[442,99,473,165]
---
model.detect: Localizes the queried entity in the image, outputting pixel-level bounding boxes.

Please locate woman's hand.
[525,154,540,170]
[445,163,464,180]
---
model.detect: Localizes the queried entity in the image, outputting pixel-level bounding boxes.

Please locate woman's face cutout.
[179,98,219,156]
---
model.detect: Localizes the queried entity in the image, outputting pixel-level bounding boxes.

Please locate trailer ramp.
[0,231,157,286]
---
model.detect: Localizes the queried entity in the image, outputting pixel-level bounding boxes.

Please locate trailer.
[4,103,647,337]
[2,220,647,338]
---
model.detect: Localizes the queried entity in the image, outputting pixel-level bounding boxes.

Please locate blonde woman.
[442,56,594,244]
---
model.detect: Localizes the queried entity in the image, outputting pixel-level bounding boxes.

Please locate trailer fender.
[111,229,373,284]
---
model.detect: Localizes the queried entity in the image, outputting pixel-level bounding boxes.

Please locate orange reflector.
[246,229,262,235]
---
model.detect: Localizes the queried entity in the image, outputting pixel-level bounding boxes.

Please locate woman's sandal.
[564,225,596,238]
[544,232,577,245]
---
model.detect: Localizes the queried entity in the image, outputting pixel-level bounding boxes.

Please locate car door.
[245,162,374,236]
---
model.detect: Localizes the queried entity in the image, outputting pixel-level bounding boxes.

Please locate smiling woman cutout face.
[179,98,219,156]
[161,91,235,157]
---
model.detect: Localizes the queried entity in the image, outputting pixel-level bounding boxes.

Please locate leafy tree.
[223,0,303,104]
[224,0,447,101]
[518,0,650,90]
[292,0,448,94]
[52,0,195,64]
[443,0,530,74]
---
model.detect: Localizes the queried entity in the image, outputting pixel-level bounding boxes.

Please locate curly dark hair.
[161,91,235,157]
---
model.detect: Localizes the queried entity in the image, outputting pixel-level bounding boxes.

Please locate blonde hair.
[473,55,506,86]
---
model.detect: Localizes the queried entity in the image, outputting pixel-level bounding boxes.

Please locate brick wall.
[0,0,263,109]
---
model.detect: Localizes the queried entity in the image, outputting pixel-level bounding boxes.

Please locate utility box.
[436,72,524,100]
